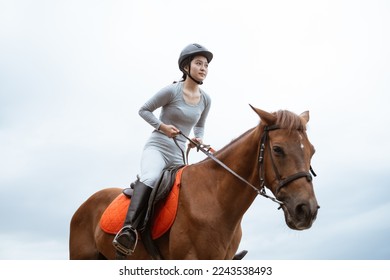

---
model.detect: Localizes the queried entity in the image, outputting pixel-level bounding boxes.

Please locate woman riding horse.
[69,106,319,260]
[113,43,213,256]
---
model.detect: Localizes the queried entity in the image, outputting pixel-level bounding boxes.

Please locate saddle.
[100,165,186,259]
[144,165,186,235]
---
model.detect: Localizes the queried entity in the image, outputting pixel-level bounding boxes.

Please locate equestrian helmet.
[178,43,213,71]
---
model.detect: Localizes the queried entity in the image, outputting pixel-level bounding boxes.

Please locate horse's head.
[251,105,319,230]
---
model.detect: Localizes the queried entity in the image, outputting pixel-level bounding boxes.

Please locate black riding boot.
[112,181,152,255]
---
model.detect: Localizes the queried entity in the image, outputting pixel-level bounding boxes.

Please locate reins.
[175,126,317,208]
[176,130,284,207]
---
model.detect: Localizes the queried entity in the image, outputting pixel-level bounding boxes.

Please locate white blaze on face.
[299,133,304,149]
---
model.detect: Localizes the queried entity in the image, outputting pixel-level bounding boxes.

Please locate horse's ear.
[300,111,310,123]
[249,104,277,125]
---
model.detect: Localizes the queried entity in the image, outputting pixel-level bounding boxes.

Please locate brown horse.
[69,106,319,260]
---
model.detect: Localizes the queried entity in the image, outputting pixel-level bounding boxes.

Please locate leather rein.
[176,125,316,208]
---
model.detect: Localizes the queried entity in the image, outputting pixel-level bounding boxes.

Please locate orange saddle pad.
[100,167,185,240]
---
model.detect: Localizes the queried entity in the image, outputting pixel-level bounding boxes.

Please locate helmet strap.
[184,64,203,85]
[188,74,203,85]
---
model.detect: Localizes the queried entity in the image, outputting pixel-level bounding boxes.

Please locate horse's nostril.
[296,203,309,219]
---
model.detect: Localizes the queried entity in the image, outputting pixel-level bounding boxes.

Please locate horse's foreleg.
[225,223,243,260]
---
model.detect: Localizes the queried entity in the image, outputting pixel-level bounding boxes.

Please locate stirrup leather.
[112,225,138,256]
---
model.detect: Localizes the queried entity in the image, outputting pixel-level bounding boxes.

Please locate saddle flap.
[99,166,186,240]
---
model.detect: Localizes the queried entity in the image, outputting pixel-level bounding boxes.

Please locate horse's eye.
[273,146,284,156]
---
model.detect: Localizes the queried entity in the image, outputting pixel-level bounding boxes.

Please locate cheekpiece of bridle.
[176,126,317,209]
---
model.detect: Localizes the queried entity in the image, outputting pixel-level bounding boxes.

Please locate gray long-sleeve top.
[139,82,211,149]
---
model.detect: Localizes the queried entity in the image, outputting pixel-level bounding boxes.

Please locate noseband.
[259,125,317,198]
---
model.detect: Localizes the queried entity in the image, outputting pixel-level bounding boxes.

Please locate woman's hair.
[178,56,192,82]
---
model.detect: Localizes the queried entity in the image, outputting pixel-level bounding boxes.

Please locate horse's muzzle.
[282,198,319,230]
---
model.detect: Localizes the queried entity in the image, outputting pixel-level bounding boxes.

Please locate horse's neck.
[203,126,262,214]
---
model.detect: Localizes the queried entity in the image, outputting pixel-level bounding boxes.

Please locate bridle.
[176,125,316,208]
[259,125,317,201]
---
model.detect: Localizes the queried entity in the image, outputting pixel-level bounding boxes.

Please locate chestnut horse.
[69,106,319,259]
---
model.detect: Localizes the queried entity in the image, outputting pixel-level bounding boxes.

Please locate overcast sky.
[0,0,389,260]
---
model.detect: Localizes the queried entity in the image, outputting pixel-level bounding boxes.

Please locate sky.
[0,0,389,260]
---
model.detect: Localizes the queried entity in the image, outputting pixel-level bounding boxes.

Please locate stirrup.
[112,225,138,256]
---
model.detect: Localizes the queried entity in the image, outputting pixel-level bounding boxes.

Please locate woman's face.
[186,55,209,82]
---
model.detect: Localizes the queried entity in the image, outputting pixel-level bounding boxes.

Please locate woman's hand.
[188,137,202,149]
[159,123,180,138]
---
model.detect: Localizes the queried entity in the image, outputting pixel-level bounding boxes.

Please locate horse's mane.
[274,110,306,134]
[233,110,306,142]
[205,110,306,159]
